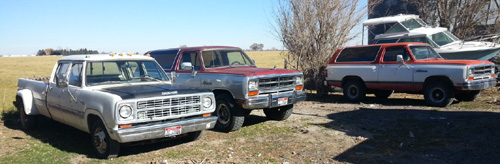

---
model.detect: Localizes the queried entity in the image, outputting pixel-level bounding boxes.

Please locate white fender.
[16,89,39,115]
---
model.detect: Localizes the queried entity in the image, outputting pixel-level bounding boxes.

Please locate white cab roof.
[59,54,154,61]
[363,14,420,26]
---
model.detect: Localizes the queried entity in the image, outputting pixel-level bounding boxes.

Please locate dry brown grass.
[0,56,61,114]
[245,51,289,68]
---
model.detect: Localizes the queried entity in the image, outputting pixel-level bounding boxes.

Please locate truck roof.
[147,46,241,54]
[59,54,155,61]
[343,42,429,49]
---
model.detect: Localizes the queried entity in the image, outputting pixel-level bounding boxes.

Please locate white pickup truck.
[14,54,217,158]
[325,43,497,107]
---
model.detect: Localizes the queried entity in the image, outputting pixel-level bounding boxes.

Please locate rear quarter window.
[149,49,180,70]
[336,46,381,62]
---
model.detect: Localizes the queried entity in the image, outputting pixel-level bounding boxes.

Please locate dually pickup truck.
[146,46,306,132]
[14,54,217,158]
[325,43,497,107]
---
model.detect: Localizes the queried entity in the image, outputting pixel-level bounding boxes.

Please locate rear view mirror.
[56,73,68,88]
[181,62,193,70]
[397,55,404,63]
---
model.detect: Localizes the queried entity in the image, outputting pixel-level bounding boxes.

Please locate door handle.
[202,80,212,85]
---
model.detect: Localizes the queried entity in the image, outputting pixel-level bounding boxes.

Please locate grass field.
[0,51,286,116]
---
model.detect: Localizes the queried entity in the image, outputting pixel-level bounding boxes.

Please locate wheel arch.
[341,76,365,87]
[424,76,454,90]
[15,89,39,115]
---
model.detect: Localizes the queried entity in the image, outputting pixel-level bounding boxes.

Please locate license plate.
[165,126,182,137]
[278,97,288,106]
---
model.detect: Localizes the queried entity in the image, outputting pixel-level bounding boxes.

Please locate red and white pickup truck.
[325,43,497,107]
[146,46,306,132]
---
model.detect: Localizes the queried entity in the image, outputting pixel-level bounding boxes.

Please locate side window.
[179,52,201,70]
[336,46,380,62]
[53,63,71,83]
[149,50,179,70]
[68,63,83,86]
[383,46,411,62]
[202,51,223,68]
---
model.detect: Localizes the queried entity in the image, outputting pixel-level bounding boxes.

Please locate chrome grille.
[136,96,201,119]
[258,76,295,90]
[471,65,493,80]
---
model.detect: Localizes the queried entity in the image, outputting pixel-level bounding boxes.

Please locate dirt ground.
[1,86,499,164]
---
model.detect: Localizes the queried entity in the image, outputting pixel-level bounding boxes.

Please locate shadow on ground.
[2,110,271,158]
[318,108,500,164]
[305,93,464,107]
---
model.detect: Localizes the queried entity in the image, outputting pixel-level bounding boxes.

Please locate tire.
[455,90,481,102]
[424,82,454,107]
[342,80,366,102]
[264,104,294,121]
[184,131,203,142]
[374,90,393,99]
[17,101,37,131]
[90,119,120,159]
[213,94,245,132]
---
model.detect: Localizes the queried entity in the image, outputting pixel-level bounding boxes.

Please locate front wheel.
[90,120,120,159]
[264,104,294,121]
[342,80,366,102]
[213,94,245,132]
[424,82,454,107]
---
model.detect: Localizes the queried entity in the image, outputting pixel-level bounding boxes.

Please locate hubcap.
[217,104,230,124]
[348,85,359,98]
[93,127,107,154]
[430,88,445,102]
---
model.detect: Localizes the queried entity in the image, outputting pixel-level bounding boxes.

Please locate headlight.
[119,105,133,118]
[248,80,258,91]
[296,76,303,85]
[203,96,213,108]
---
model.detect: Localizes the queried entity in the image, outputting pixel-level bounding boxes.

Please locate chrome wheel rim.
[93,127,107,154]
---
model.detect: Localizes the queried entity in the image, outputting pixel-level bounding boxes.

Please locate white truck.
[14,54,217,158]
[325,43,497,107]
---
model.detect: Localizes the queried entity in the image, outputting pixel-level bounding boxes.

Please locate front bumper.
[112,116,217,143]
[236,90,307,109]
[460,78,497,90]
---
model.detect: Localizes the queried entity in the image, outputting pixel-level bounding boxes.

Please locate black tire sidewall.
[90,120,119,159]
[343,80,366,102]
[214,94,244,132]
[424,82,453,107]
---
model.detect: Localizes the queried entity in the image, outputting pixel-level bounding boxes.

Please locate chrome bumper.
[461,78,497,90]
[237,90,307,109]
[112,116,217,143]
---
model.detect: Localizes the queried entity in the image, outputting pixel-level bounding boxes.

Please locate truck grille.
[471,65,494,80]
[258,76,295,90]
[136,96,201,119]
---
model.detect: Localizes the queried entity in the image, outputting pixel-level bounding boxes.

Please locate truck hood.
[203,66,301,76]
[414,58,493,65]
[99,84,208,100]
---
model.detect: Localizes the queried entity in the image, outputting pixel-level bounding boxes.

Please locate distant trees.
[250,43,264,51]
[36,48,99,56]
[273,0,375,92]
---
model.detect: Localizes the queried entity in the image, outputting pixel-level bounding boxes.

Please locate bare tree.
[406,0,499,39]
[273,0,375,92]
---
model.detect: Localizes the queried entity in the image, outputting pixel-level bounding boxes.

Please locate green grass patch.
[236,122,293,137]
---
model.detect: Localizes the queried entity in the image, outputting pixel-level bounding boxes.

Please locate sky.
[0,0,366,55]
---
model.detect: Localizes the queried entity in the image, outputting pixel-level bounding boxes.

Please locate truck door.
[174,51,202,87]
[46,62,70,123]
[377,46,414,90]
[60,63,85,127]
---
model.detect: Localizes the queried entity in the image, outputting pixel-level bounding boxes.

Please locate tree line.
[36,48,99,56]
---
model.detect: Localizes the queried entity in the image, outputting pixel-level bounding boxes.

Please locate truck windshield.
[409,46,443,60]
[85,60,169,86]
[202,50,253,68]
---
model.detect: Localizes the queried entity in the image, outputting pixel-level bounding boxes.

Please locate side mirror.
[56,73,68,88]
[180,62,193,70]
[396,55,404,63]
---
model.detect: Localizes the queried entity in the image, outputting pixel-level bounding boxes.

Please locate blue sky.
[0,0,366,55]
